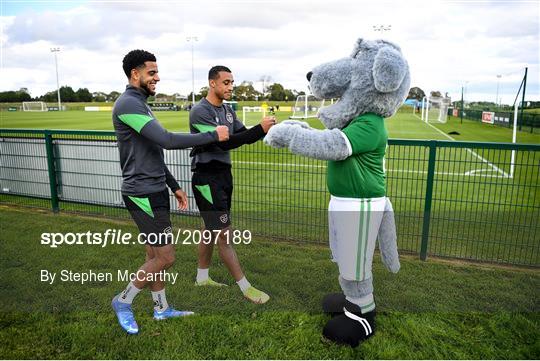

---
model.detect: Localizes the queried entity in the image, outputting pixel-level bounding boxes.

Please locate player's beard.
[140,79,156,96]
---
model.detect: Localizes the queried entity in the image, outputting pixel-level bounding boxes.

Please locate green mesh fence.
[1,129,538,266]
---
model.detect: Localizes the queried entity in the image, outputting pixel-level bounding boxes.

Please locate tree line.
[4,85,538,109]
[1,81,304,103]
[0,87,121,103]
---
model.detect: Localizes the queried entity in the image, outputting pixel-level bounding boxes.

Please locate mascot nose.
[306,71,313,81]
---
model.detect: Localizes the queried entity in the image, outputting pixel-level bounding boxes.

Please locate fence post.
[420,140,437,261]
[44,130,59,212]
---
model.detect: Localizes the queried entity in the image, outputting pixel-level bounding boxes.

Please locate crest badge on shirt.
[226,112,234,124]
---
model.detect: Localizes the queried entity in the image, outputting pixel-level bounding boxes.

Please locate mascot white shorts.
[328,195,386,281]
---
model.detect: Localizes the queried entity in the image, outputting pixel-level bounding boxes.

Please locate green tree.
[18,88,31,101]
[407,87,425,100]
[59,86,77,102]
[268,83,286,101]
[40,86,79,102]
[108,91,121,101]
[186,88,207,102]
[41,90,58,102]
[284,89,295,103]
[92,92,107,102]
[76,88,92,102]
[198,86,209,100]
[155,93,171,101]
[0,88,31,102]
[233,81,261,101]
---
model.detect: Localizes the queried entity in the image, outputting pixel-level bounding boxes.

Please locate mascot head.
[307,38,411,129]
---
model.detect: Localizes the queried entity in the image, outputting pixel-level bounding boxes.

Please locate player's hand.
[260,116,277,133]
[174,189,188,211]
[216,125,229,141]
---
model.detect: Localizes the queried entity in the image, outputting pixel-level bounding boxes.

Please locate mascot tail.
[378,197,400,273]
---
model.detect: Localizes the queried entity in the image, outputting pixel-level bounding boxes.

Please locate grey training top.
[189,98,245,169]
[113,85,219,196]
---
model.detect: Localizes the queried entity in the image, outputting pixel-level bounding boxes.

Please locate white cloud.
[0,0,538,104]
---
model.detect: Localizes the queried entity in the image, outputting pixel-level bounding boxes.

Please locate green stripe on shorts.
[363,200,371,279]
[195,184,213,204]
[356,200,371,281]
[356,200,365,280]
[128,196,154,218]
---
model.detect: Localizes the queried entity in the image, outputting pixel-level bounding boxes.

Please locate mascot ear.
[372,46,408,93]
[350,38,364,58]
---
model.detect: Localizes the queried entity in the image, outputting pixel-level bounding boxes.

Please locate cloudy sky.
[1,0,538,104]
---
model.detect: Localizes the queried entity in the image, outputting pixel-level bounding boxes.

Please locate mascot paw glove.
[264,123,298,148]
[280,120,311,129]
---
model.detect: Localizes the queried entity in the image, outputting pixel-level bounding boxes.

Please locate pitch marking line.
[234,161,506,177]
[422,120,511,178]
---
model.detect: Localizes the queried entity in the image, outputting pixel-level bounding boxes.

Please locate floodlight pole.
[186,36,198,105]
[460,86,464,124]
[50,47,61,111]
[495,74,502,108]
[461,81,469,124]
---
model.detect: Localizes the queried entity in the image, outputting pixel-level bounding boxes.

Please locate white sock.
[236,277,251,293]
[117,281,142,304]
[196,268,209,283]
[151,289,169,312]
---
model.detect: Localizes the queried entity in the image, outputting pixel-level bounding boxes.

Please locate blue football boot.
[153,306,194,320]
[111,295,139,335]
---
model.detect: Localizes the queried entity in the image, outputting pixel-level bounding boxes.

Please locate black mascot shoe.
[322,300,376,348]
[322,293,346,316]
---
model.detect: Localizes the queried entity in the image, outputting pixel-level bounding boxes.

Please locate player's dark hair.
[122,50,156,79]
[208,65,232,80]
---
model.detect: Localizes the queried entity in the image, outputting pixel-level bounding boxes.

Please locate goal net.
[422,96,451,123]
[22,101,47,112]
[242,106,266,126]
[290,95,325,119]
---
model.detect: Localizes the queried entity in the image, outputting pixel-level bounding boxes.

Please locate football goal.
[22,101,47,112]
[422,95,451,123]
[242,106,266,126]
[290,95,325,119]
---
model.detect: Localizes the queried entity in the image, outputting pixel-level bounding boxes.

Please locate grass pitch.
[0,106,539,358]
[1,107,539,144]
[0,207,538,359]
[1,107,539,265]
